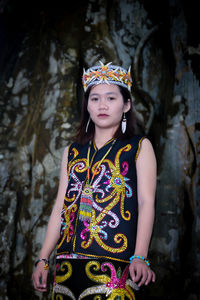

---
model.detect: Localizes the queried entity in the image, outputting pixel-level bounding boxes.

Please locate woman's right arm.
[32,146,69,292]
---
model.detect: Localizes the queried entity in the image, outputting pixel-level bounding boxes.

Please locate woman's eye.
[90,97,99,101]
[108,97,115,100]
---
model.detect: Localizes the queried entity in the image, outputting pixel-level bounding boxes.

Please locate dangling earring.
[121,113,127,134]
[86,117,90,133]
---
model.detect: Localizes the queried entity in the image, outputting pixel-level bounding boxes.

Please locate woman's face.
[87,84,130,131]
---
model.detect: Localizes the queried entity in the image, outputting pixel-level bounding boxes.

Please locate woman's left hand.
[129,259,156,287]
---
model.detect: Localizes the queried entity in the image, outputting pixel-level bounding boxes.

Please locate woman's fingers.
[129,260,156,287]
[32,265,48,292]
[41,270,48,290]
[133,267,142,284]
[137,268,148,287]
[129,261,137,282]
[151,269,156,283]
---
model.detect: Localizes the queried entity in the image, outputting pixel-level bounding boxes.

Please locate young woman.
[32,61,156,299]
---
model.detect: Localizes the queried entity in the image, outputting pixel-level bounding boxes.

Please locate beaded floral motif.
[53,260,139,300]
[58,141,136,258]
[57,204,77,249]
[77,144,133,253]
[57,147,87,251]
[78,260,137,299]
[80,210,127,253]
[53,284,75,300]
[52,261,75,300]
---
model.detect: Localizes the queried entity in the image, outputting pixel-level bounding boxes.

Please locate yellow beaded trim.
[73,251,130,263]
[135,137,145,162]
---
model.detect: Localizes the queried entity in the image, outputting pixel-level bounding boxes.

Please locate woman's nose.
[98,99,108,109]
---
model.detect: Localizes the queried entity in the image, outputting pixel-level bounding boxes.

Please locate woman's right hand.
[32,261,49,292]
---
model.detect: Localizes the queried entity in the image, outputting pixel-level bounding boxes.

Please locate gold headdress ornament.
[82,61,132,92]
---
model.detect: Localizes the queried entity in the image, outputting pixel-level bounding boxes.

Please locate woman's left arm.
[129,138,157,287]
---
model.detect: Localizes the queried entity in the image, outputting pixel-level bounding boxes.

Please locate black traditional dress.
[52,136,144,299]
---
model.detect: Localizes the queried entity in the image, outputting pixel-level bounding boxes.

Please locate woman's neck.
[94,127,117,149]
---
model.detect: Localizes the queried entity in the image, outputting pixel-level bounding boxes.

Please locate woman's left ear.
[124,99,131,113]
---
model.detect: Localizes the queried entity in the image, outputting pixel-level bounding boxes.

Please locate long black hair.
[74,85,136,145]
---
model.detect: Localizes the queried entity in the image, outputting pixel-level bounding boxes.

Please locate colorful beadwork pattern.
[82,61,132,92]
[52,259,139,299]
[79,184,94,222]
[52,261,75,299]
[57,137,144,262]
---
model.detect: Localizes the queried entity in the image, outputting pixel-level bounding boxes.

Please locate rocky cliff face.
[0,0,199,299]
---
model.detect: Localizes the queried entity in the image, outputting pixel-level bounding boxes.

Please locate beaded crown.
[82,61,132,92]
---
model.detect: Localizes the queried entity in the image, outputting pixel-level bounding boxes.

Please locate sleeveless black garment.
[53,136,145,299]
[57,136,144,262]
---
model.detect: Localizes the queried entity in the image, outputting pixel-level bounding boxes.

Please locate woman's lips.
[98,114,109,117]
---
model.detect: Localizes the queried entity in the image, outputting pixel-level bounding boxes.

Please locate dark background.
[0,0,200,299]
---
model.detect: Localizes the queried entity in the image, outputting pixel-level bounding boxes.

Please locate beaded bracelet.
[35,258,49,270]
[129,255,150,266]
